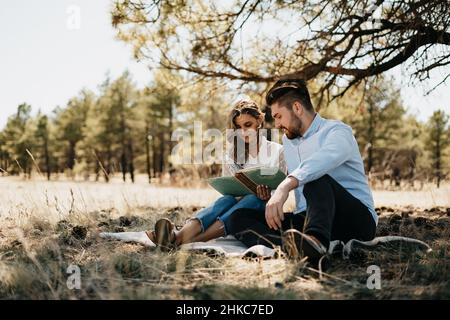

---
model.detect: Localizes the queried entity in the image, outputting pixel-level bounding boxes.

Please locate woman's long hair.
[226,99,265,166]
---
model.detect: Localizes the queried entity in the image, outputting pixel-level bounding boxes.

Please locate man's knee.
[303,174,332,197]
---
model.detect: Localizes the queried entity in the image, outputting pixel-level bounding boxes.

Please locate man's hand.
[256,185,271,201]
[265,176,299,230]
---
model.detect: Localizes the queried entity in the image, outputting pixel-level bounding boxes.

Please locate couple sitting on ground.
[145,79,378,266]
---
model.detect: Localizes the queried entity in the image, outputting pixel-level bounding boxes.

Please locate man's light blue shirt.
[282,113,378,224]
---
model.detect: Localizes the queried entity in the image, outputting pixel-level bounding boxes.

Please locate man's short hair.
[266,78,314,112]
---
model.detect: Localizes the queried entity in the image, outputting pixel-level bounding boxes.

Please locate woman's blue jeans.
[194,194,266,236]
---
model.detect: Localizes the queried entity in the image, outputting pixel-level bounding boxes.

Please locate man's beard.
[283,115,303,139]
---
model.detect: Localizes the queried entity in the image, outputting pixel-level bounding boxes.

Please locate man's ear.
[292,101,303,116]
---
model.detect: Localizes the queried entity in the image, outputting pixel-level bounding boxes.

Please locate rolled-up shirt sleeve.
[288,126,354,185]
[278,148,288,175]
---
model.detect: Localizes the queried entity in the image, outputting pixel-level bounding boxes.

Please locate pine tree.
[2,103,35,178]
[35,113,52,180]
[136,71,181,181]
[425,110,450,188]
[0,131,9,175]
[325,78,407,174]
[53,90,93,178]
[77,72,138,182]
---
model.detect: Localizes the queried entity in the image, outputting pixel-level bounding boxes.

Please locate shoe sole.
[282,229,328,268]
[343,236,432,259]
[154,218,176,252]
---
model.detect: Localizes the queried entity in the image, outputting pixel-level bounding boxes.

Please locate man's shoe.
[282,229,328,268]
[154,218,177,252]
[343,236,432,260]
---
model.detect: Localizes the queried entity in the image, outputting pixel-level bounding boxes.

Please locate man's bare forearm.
[278,176,299,193]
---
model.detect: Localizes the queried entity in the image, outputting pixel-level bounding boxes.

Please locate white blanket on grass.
[99,231,432,259]
[99,231,277,257]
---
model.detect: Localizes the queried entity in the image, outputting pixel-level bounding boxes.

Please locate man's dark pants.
[228,174,377,249]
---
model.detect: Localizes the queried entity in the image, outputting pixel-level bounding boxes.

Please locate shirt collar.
[301,112,322,139]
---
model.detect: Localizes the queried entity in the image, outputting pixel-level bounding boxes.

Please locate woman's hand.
[256,185,271,201]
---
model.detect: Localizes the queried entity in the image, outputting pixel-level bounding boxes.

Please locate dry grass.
[0,176,449,300]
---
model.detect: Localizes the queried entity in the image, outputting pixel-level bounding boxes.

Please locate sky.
[0,0,150,129]
[0,0,449,130]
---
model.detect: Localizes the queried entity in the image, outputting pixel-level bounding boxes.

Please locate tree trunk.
[159,132,165,173]
[95,160,100,182]
[128,138,135,183]
[67,141,76,171]
[121,151,127,182]
[120,108,127,183]
[0,154,5,176]
[152,133,158,177]
[367,103,375,173]
[105,148,111,183]
[26,162,31,180]
[145,123,151,184]
[44,135,51,181]
[436,133,441,188]
[168,103,174,160]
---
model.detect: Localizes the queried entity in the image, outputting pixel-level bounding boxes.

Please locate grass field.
[0,176,449,299]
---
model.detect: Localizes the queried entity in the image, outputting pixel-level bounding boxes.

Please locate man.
[228,79,377,266]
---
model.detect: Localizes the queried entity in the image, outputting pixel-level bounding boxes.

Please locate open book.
[207,166,286,197]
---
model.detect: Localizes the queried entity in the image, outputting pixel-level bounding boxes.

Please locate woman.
[147,99,286,251]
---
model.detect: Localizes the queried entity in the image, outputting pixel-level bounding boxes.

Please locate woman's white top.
[222,136,287,177]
